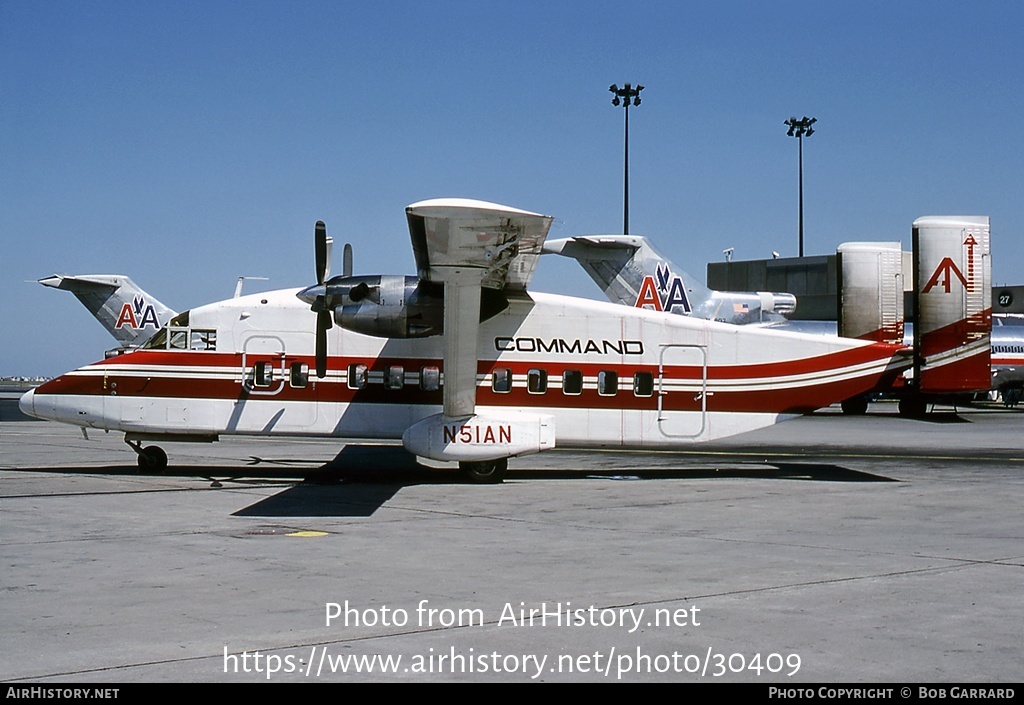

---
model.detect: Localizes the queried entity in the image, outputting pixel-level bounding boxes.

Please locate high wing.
[405,198,553,417]
[406,198,552,293]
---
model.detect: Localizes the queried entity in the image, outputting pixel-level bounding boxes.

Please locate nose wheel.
[126,439,168,472]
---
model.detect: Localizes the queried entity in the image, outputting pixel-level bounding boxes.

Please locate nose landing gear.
[126,438,168,472]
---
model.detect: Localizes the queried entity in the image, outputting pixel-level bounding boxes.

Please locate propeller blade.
[315,310,331,378]
[343,243,353,278]
[315,221,328,285]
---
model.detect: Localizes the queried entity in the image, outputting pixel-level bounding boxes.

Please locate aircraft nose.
[18,389,35,418]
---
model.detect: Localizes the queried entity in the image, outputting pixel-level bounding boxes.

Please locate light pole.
[610,83,643,235]
[785,116,816,257]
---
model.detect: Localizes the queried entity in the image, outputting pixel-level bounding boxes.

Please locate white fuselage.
[22,289,907,451]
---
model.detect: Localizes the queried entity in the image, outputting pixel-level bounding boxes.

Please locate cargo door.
[657,344,707,439]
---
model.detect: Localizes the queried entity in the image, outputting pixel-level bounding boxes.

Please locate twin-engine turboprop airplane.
[22,199,979,483]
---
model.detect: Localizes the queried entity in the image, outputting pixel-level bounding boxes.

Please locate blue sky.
[3,1,1022,376]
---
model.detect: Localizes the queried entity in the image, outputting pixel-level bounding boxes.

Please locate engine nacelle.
[760,291,798,317]
[702,291,798,323]
[402,412,556,462]
[329,275,444,338]
[326,274,510,339]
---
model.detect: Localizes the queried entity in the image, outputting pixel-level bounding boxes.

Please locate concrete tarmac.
[1,395,1022,683]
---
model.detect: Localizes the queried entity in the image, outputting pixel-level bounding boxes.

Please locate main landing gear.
[840,396,870,415]
[897,396,929,418]
[459,458,508,484]
[126,438,168,472]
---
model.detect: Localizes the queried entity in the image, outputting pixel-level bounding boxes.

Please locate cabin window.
[420,366,440,391]
[633,372,654,397]
[492,368,512,393]
[562,369,583,395]
[190,330,217,351]
[598,370,618,396]
[385,365,405,390]
[253,361,274,388]
[527,369,547,394]
[290,362,309,388]
[348,363,368,389]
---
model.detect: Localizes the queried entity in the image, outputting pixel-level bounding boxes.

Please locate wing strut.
[439,268,484,418]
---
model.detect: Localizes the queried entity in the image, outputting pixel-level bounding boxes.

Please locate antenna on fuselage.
[233,277,269,298]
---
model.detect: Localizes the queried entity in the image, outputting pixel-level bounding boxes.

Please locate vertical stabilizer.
[837,242,904,344]
[543,235,797,325]
[912,217,991,393]
[38,274,177,348]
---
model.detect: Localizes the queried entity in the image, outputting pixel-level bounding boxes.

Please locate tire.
[137,446,168,472]
[459,458,508,484]
[898,397,927,418]
[840,397,869,415]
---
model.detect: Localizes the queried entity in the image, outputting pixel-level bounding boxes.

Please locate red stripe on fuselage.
[34,341,904,415]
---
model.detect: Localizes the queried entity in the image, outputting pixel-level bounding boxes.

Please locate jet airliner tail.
[38,274,177,349]
[543,235,797,325]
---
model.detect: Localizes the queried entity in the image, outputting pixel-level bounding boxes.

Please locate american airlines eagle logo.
[115,296,160,330]
[922,235,978,294]
[634,263,690,313]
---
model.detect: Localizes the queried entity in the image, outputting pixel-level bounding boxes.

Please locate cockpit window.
[190,330,217,350]
[141,311,216,351]
[142,328,168,350]
[169,329,188,350]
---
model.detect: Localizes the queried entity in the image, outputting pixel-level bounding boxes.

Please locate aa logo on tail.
[115,296,160,330]
[635,263,691,313]
[922,235,978,294]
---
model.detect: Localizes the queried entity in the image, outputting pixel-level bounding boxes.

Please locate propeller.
[313,221,333,378]
[298,225,368,376]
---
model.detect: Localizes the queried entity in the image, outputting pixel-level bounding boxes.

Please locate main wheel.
[840,397,869,415]
[898,396,928,418]
[459,458,508,484]
[137,445,168,472]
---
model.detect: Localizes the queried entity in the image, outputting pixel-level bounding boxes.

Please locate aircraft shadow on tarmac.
[10,446,896,518]
[229,447,896,518]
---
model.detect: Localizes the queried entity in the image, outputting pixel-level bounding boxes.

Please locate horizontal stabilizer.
[39,274,121,292]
